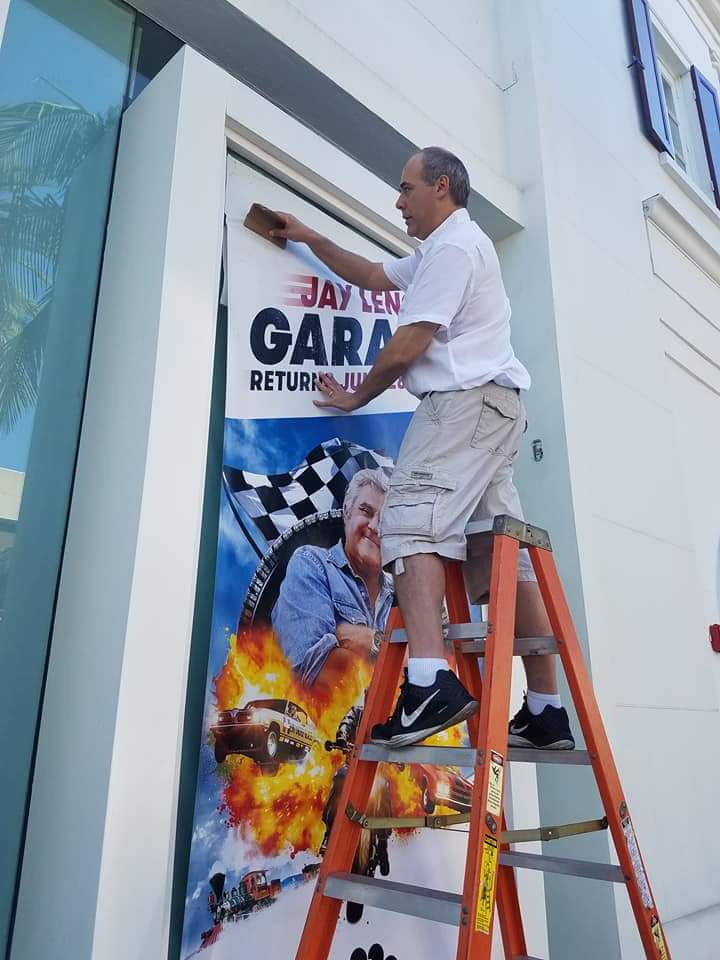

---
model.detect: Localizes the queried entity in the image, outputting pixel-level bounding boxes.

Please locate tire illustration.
[264,726,279,762]
[239,510,345,629]
[214,739,227,764]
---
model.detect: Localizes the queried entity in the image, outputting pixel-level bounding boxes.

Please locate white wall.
[501,1,720,957]
[228,0,521,229]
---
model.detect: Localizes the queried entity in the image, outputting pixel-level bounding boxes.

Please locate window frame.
[650,18,716,202]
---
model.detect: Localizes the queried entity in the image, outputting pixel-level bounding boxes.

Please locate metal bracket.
[346,803,470,831]
[502,816,608,845]
[347,804,608,844]
[492,515,552,551]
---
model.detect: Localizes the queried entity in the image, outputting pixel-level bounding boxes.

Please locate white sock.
[526,689,562,715]
[408,658,449,687]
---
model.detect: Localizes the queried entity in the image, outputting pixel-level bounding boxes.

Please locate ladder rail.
[530,545,670,959]
[455,534,523,960]
[447,561,528,960]
[294,608,406,960]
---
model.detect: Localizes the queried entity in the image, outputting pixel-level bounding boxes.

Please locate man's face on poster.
[344,483,384,576]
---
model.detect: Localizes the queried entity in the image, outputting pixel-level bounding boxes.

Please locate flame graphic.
[213,626,470,858]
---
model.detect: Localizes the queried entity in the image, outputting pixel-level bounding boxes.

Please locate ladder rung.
[324,872,461,926]
[508,747,591,766]
[461,636,558,656]
[390,625,558,656]
[390,622,489,644]
[362,743,472,766]
[500,850,625,883]
[360,743,592,767]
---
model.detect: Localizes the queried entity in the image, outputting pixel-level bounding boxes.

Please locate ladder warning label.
[650,917,669,959]
[622,816,653,909]
[474,835,498,933]
[486,752,504,817]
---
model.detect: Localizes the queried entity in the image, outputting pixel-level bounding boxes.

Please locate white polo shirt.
[383,208,530,399]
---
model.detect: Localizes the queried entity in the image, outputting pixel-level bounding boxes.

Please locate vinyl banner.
[180,156,471,960]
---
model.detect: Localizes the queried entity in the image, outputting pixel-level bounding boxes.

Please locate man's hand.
[269,211,316,244]
[336,623,374,656]
[314,372,363,412]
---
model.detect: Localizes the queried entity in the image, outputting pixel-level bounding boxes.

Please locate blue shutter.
[624,0,674,154]
[691,66,720,207]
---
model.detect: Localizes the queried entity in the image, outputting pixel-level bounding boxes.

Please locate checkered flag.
[223,437,394,544]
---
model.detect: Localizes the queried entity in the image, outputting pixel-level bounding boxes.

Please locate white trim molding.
[658,153,720,229]
[693,0,720,37]
[643,192,720,284]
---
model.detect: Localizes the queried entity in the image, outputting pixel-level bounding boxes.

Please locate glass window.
[128,11,183,102]
[661,70,687,169]
[0,0,135,951]
[652,24,716,200]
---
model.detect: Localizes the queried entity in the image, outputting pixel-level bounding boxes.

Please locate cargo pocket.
[470,390,520,453]
[382,470,457,538]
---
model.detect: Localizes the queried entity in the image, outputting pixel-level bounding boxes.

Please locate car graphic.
[211,698,316,767]
[411,763,473,814]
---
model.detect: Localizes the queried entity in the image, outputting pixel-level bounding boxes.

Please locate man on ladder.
[272,146,574,752]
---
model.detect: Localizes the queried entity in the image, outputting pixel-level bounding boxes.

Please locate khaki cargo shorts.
[380,381,536,602]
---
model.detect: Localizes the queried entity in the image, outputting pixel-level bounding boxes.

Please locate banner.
[180,157,471,960]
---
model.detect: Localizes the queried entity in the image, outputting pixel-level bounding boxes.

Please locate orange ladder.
[295,515,670,960]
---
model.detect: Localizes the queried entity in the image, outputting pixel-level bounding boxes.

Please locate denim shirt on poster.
[272,541,395,685]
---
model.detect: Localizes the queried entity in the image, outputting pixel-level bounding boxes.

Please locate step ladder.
[295,515,670,960]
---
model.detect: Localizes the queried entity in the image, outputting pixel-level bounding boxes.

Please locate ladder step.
[390,622,489,643]
[508,747,591,766]
[461,636,558,657]
[360,743,592,767]
[390,625,558,657]
[500,850,625,883]
[324,872,461,926]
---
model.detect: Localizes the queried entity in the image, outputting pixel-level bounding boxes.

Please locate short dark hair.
[417,146,470,207]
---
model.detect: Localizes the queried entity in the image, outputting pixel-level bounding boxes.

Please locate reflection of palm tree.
[0,99,114,430]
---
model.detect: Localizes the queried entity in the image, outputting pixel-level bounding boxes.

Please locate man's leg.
[369,553,478,747]
[515,580,557,694]
[393,553,445,656]
[508,578,574,749]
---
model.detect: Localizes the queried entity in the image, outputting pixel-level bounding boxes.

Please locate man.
[270,147,574,750]
[272,468,393,690]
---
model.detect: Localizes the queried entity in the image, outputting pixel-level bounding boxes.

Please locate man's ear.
[435,174,450,198]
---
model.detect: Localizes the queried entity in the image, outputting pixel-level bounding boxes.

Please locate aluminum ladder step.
[360,742,592,767]
[390,624,558,656]
[500,850,625,883]
[325,849,625,923]
[324,872,462,926]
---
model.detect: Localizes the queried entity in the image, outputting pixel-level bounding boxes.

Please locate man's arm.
[315,243,473,412]
[314,321,439,411]
[272,548,373,689]
[270,212,396,291]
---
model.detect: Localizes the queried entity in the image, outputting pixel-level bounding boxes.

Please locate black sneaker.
[370,670,478,748]
[508,695,575,750]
